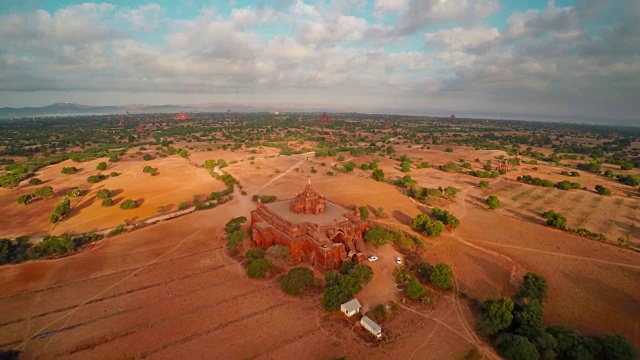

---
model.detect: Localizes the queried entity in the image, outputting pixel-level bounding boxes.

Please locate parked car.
[396,257,402,264]
[368,255,379,262]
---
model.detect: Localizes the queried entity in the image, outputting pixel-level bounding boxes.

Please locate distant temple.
[450,114,457,121]
[250,179,367,271]
[318,112,333,125]
[174,112,189,121]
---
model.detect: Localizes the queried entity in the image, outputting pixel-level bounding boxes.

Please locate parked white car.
[395,257,402,265]
[368,255,379,262]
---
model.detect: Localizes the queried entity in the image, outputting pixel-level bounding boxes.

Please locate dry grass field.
[1,144,639,358]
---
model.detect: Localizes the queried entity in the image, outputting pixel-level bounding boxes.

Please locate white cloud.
[424,27,500,50]
[117,3,164,32]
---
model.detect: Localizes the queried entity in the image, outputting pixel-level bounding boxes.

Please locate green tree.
[34,185,54,199]
[619,160,634,170]
[245,248,266,262]
[541,210,567,230]
[359,206,370,220]
[61,167,77,174]
[429,263,453,290]
[348,264,374,285]
[96,189,112,199]
[401,162,411,172]
[226,229,247,250]
[495,333,541,360]
[598,334,637,360]
[101,198,114,206]
[595,185,611,196]
[247,258,271,278]
[96,162,108,170]
[424,220,445,237]
[406,277,426,300]
[375,207,384,217]
[280,267,314,295]
[372,169,385,181]
[28,178,42,185]
[119,199,137,209]
[364,226,394,247]
[486,195,500,210]
[517,273,548,301]
[513,299,544,329]
[476,297,515,336]
[17,194,32,205]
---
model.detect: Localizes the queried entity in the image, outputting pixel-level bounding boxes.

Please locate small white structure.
[340,298,362,317]
[360,316,382,339]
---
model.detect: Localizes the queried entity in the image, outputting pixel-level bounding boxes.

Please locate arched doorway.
[332,230,347,244]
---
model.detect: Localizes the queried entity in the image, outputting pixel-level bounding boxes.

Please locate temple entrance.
[332,231,347,244]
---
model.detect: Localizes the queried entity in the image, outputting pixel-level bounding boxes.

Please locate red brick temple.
[250,179,367,271]
[174,112,189,121]
[318,112,333,125]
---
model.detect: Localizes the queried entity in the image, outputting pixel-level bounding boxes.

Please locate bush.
[495,333,540,360]
[486,195,500,210]
[120,199,137,209]
[541,210,567,229]
[245,248,266,262]
[429,263,453,290]
[247,258,271,278]
[360,163,369,170]
[516,272,547,301]
[34,185,54,199]
[364,226,395,247]
[431,207,460,228]
[406,277,426,300]
[595,184,611,195]
[110,171,119,177]
[226,229,247,251]
[178,201,188,210]
[348,264,373,285]
[259,195,277,203]
[101,198,114,206]
[96,189,112,199]
[372,169,385,181]
[87,175,105,183]
[61,167,77,174]
[49,197,71,223]
[96,162,108,170]
[281,267,314,295]
[476,297,515,336]
[28,178,42,185]
[108,224,126,237]
[359,206,369,220]
[17,194,32,205]
[143,154,154,161]
[375,207,384,217]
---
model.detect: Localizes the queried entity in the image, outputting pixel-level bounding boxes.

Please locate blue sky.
[0,1,638,121]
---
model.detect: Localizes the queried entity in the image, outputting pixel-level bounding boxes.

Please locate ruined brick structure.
[251,179,367,271]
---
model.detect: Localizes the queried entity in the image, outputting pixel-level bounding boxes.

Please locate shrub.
[245,248,266,262]
[17,194,32,205]
[375,207,384,217]
[259,195,277,203]
[360,163,369,170]
[61,167,77,174]
[541,210,567,229]
[364,226,395,247]
[178,201,188,210]
[101,198,114,206]
[372,169,385,181]
[444,147,453,152]
[406,277,426,300]
[119,199,137,210]
[96,189,112,199]
[595,184,611,195]
[28,178,42,185]
[476,297,514,336]
[96,162,108,170]
[247,258,271,278]
[226,230,247,251]
[431,207,460,228]
[429,263,453,290]
[486,195,500,210]
[479,180,489,187]
[326,171,334,176]
[280,267,314,295]
[142,154,154,161]
[87,175,105,183]
[49,197,71,223]
[359,206,369,220]
[108,224,126,237]
[34,185,54,199]
[110,172,119,177]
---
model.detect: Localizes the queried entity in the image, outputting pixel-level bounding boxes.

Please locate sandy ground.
[0,155,226,238]
[1,150,639,358]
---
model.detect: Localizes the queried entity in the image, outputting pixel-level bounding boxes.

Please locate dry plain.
[0,143,639,359]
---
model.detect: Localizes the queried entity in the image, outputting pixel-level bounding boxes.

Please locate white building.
[340,298,362,317]
[360,316,382,339]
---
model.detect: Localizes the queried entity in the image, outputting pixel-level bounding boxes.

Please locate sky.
[0,0,638,122]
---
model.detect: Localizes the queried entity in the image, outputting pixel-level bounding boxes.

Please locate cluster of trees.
[372,169,385,181]
[595,185,611,196]
[245,248,271,278]
[431,207,461,229]
[363,226,424,250]
[542,210,568,230]
[476,272,637,360]
[406,185,458,203]
[49,197,71,223]
[0,233,102,265]
[560,171,580,177]
[413,262,454,290]
[225,217,247,254]
[17,185,54,205]
[469,170,500,178]
[252,194,277,203]
[393,266,426,300]
[97,188,114,206]
[412,214,445,237]
[321,262,373,311]
[399,154,412,172]
[616,174,640,187]
[518,175,580,190]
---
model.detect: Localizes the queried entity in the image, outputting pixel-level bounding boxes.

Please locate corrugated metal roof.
[360,316,381,333]
[341,298,362,312]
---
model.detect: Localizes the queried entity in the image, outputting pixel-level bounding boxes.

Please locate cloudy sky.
[0,0,638,121]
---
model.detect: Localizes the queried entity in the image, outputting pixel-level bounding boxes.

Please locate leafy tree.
[424,220,445,236]
[339,259,355,275]
[619,160,634,170]
[226,230,247,250]
[34,185,54,199]
[348,264,374,285]
[431,207,460,228]
[119,199,137,209]
[541,210,567,230]
[143,154,154,161]
[406,277,426,300]
[17,194,32,205]
[517,273,548,301]
[280,267,314,295]
[597,334,637,360]
[225,216,247,233]
[360,163,369,170]
[546,325,597,360]
[486,195,500,210]
[96,189,112,199]
[429,263,453,290]
[204,159,216,169]
[325,270,339,287]
[415,262,432,282]
[495,333,540,360]
[344,162,356,172]
[96,162,108,170]
[513,299,544,329]
[372,169,385,181]
[61,167,77,174]
[28,178,42,185]
[247,258,271,278]
[364,226,394,247]
[87,175,105,183]
[245,248,266,262]
[476,297,515,336]
[101,198,114,206]
[401,162,411,172]
[359,206,369,220]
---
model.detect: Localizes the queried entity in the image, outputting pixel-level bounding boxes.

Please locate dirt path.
[254,157,309,193]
